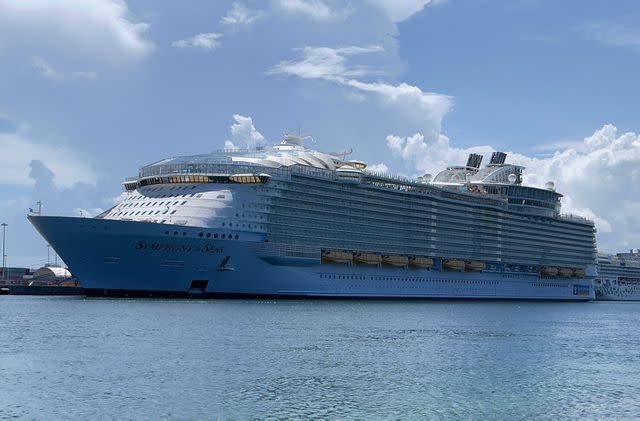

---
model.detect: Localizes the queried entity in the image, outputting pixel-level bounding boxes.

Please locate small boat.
[382,255,408,267]
[321,250,353,264]
[353,252,381,265]
[408,256,434,268]
[558,268,573,277]
[573,268,586,278]
[541,267,558,276]
[443,259,465,271]
[465,261,486,272]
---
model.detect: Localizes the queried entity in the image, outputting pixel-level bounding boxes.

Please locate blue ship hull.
[29,216,595,300]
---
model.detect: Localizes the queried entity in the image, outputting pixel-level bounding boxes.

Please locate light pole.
[1,223,7,280]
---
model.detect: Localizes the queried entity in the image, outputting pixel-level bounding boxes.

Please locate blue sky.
[1,0,640,267]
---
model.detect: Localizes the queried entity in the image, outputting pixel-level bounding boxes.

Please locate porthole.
[165,231,169,235]
[222,234,226,239]
[199,232,203,237]
[235,235,239,240]
[206,233,211,238]
[174,231,178,235]
[182,232,186,236]
[214,233,218,238]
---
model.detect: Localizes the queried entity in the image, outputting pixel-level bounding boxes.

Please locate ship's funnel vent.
[466,153,483,168]
[489,151,507,165]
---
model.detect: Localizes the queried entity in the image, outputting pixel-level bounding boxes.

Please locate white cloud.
[226,114,265,149]
[270,45,384,79]
[172,33,223,50]
[0,0,153,60]
[365,0,445,23]
[221,3,264,25]
[269,45,453,137]
[384,125,640,250]
[0,131,96,188]
[32,57,98,81]
[273,0,348,21]
[367,163,389,173]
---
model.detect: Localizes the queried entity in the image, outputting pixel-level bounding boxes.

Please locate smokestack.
[466,153,483,168]
[490,151,507,165]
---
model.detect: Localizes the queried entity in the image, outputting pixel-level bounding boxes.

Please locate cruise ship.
[595,250,640,300]
[29,134,597,300]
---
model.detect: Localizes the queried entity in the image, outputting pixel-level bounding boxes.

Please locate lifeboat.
[443,259,465,271]
[541,267,558,276]
[382,255,408,267]
[353,253,381,265]
[408,256,434,268]
[573,268,586,278]
[558,267,573,277]
[321,250,353,264]
[465,261,486,272]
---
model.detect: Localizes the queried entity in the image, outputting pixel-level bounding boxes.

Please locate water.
[1,297,639,419]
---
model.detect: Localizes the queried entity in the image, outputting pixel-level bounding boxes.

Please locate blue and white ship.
[29,134,597,300]
[595,250,640,300]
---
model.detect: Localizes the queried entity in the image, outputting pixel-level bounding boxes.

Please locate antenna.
[328,149,353,160]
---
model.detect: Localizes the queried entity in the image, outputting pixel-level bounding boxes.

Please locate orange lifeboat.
[382,255,408,267]
[558,268,573,277]
[465,261,486,272]
[443,259,465,271]
[353,253,381,265]
[541,267,558,276]
[573,268,586,278]
[408,256,434,268]
[321,250,353,264]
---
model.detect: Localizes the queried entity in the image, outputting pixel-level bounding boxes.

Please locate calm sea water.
[1,296,639,419]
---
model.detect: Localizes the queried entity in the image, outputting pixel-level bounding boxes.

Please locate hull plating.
[29,216,595,301]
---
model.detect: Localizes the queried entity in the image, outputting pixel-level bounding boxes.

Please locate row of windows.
[163,230,240,240]
[532,282,564,287]
[121,200,187,208]
[144,183,200,190]
[114,209,177,217]
[318,274,500,285]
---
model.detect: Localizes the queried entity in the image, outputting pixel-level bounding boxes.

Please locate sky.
[1,0,639,268]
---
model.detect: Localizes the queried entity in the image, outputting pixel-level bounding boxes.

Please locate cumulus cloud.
[269,45,453,139]
[384,125,640,250]
[172,33,223,50]
[225,114,265,149]
[0,124,96,188]
[273,0,349,21]
[0,0,153,60]
[365,0,445,23]
[221,3,264,25]
[32,57,98,81]
[367,163,389,173]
